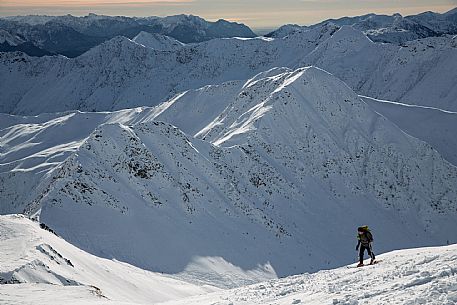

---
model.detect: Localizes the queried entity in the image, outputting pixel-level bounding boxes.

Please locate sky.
[0,0,456,29]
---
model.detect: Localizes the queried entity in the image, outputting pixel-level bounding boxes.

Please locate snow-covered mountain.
[2,67,456,287]
[0,29,24,46]
[135,14,256,43]
[0,30,51,57]
[3,13,256,42]
[264,24,303,38]
[267,8,457,44]
[132,31,184,51]
[0,23,339,115]
[1,8,457,304]
[2,22,456,114]
[300,27,457,111]
[0,13,256,57]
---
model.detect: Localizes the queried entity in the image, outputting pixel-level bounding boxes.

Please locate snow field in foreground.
[0,214,219,304]
[1,214,456,305]
[162,244,457,305]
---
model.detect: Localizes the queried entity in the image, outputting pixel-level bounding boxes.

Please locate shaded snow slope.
[0,214,218,304]
[161,244,457,305]
[362,95,457,166]
[2,214,456,304]
[3,67,456,288]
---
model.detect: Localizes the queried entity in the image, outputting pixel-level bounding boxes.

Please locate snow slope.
[2,213,456,304]
[0,109,158,214]
[132,32,184,51]
[0,214,218,304]
[301,27,457,111]
[161,244,457,305]
[3,67,456,288]
[300,26,398,92]
[362,95,457,166]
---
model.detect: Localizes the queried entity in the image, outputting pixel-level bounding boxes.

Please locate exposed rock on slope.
[4,67,455,287]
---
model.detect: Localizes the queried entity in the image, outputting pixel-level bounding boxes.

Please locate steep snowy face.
[359,35,457,111]
[361,96,457,167]
[11,67,456,288]
[300,26,397,91]
[0,24,337,115]
[132,32,184,51]
[25,121,287,287]
[300,28,457,111]
[0,215,218,303]
[159,67,457,230]
[0,109,150,214]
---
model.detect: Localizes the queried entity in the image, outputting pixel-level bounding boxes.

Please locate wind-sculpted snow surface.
[0,214,218,304]
[161,244,457,305]
[3,67,456,287]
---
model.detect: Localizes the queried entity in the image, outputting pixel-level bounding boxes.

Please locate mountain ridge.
[267,8,457,44]
[2,66,455,287]
[0,13,256,57]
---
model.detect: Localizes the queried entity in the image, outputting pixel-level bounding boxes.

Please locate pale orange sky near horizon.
[0,0,456,28]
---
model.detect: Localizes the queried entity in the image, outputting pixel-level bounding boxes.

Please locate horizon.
[0,1,455,29]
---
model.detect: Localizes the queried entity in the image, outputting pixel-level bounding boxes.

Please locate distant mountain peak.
[132,31,184,51]
[325,25,373,45]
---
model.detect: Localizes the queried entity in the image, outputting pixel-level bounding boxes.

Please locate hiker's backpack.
[358,225,374,242]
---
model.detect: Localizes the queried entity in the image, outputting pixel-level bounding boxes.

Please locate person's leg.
[367,244,375,262]
[359,245,365,264]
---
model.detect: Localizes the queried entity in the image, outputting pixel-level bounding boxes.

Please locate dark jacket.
[357,231,373,247]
